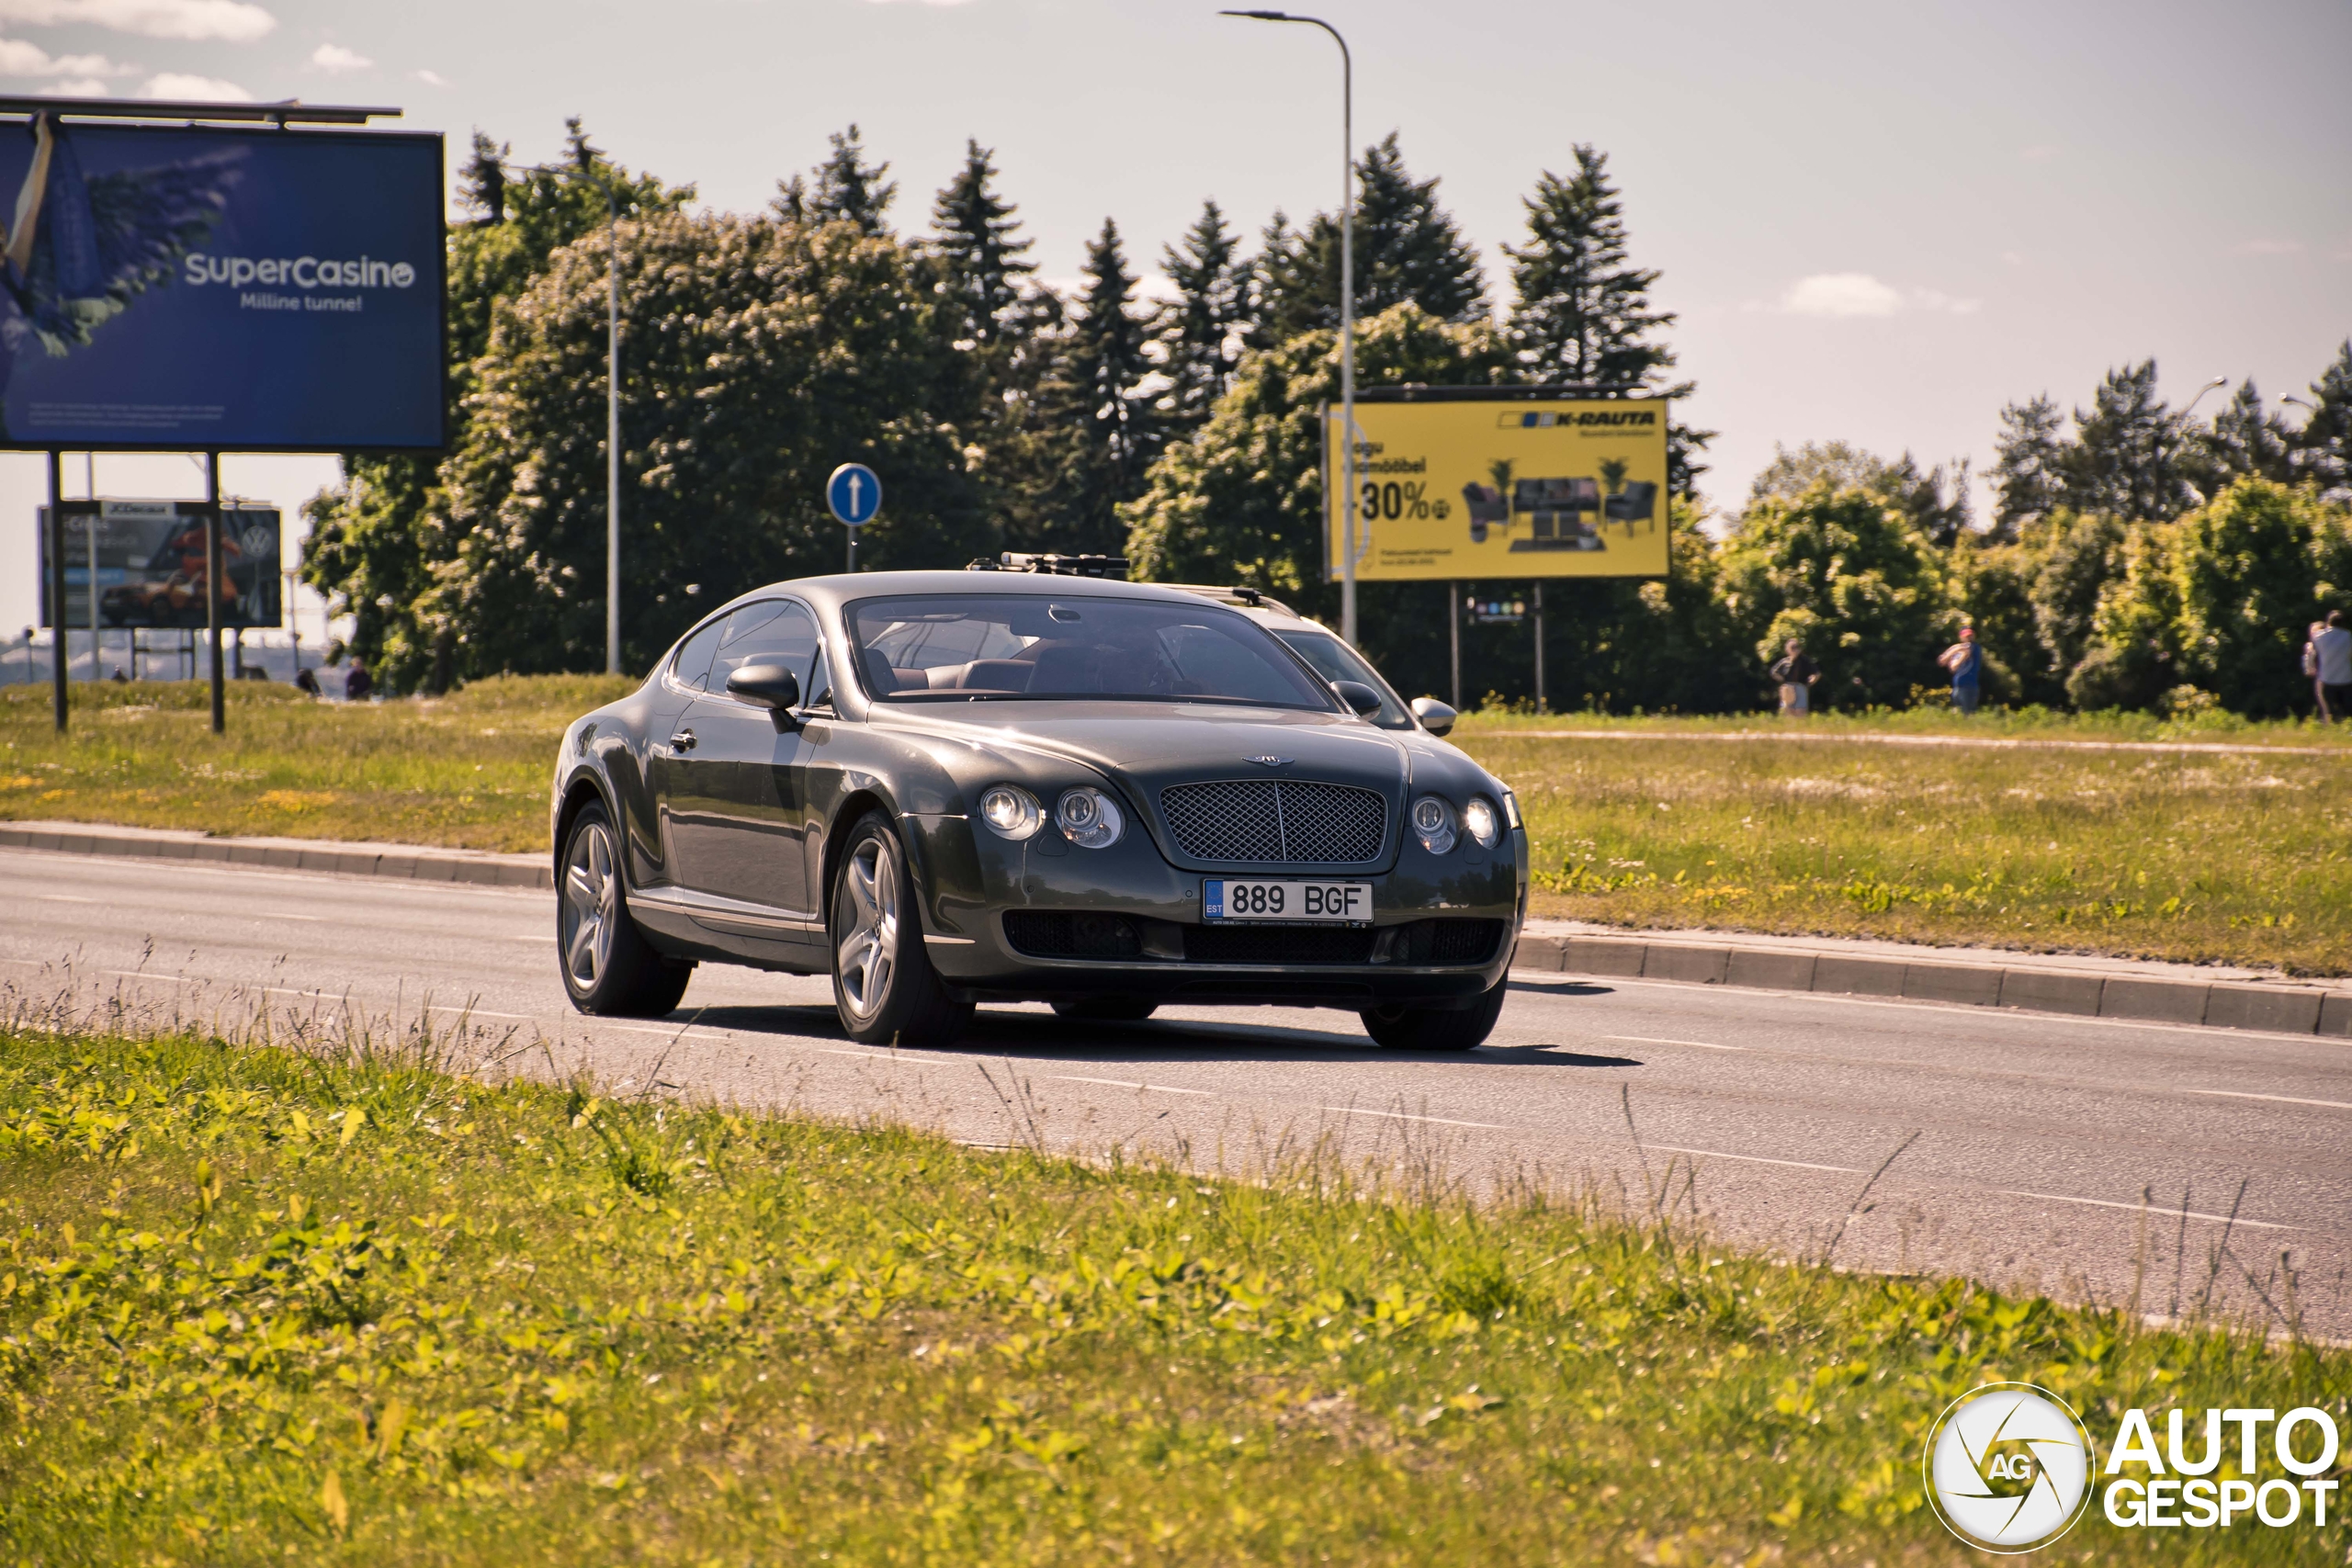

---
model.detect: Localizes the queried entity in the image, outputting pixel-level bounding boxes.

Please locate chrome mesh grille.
[1159,779,1386,863]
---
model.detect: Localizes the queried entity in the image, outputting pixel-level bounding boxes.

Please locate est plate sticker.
[1203,879,1372,923]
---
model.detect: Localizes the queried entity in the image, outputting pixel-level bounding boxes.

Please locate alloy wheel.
[561,820,617,991]
[837,834,899,1019]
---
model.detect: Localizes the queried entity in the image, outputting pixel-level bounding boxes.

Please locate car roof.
[707,570,1275,623]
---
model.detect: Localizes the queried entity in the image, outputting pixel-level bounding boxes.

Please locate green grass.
[0,676,634,852]
[1462,730,2352,976]
[3,1021,2342,1564]
[1448,704,2352,747]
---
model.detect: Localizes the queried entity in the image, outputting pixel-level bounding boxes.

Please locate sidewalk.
[6,818,2346,1039]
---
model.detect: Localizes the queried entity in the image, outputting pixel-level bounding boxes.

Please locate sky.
[1,0,2348,644]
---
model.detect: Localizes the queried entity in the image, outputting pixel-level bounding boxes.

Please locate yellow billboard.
[1322,396,1669,580]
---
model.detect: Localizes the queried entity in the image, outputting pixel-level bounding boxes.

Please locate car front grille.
[1002,910,1142,959]
[1158,779,1386,863]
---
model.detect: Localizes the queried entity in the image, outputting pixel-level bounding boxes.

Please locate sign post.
[826,462,881,573]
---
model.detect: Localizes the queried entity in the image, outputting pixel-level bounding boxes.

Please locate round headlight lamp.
[978,784,1043,840]
[1463,796,1500,849]
[1056,786,1125,849]
[1409,794,1456,855]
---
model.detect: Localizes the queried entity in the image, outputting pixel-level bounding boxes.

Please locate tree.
[1716,483,1949,710]
[1748,441,1972,546]
[1990,394,2066,539]
[1155,199,1252,435]
[1252,133,1486,342]
[424,211,985,677]
[2167,479,2349,716]
[301,121,695,690]
[2059,360,2193,521]
[1502,147,1673,388]
[1025,219,1159,556]
[2188,379,2295,492]
[2023,508,2127,687]
[930,139,1034,345]
[2289,339,2352,503]
[778,124,895,235]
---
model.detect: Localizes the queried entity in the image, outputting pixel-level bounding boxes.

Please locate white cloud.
[141,69,248,99]
[308,40,367,72]
[0,34,132,75]
[50,73,103,92]
[413,67,447,87]
[0,0,274,43]
[1778,272,1980,318]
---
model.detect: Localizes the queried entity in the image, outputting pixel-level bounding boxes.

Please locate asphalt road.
[6,846,2348,1337]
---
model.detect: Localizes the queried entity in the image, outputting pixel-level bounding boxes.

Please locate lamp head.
[1219,8,1295,17]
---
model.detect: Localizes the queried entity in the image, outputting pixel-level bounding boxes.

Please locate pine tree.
[930,139,1035,345]
[2289,339,2352,503]
[1990,394,2067,538]
[1253,133,1485,341]
[2185,379,2294,495]
[1503,148,1674,387]
[1038,219,1159,554]
[781,125,896,235]
[460,130,509,226]
[1155,199,1252,433]
[2060,361,2192,520]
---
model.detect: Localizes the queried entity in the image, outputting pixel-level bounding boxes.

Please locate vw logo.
[1922,1382,2096,1552]
[1243,755,1293,768]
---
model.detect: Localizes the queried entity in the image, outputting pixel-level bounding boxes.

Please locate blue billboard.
[0,118,442,451]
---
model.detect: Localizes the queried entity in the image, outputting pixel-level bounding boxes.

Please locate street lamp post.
[1222,9,1357,646]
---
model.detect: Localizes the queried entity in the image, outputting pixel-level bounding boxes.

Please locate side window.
[671,616,728,692]
[712,601,820,696]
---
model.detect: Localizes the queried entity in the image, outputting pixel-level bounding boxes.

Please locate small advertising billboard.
[0,118,443,451]
[1323,395,1670,581]
[38,499,281,629]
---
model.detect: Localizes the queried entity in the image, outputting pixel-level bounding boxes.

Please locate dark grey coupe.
[549,569,1529,1049]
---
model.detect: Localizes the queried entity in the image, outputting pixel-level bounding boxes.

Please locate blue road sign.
[826,463,882,526]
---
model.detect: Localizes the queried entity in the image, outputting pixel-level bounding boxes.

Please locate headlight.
[1499,789,1521,830]
[1056,786,1125,849]
[978,784,1043,840]
[1463,796,1500,849]
[1409,794,1456,855]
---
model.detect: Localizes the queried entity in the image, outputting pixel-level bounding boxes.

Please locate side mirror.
[1333,680,1382,717]
[1410,696,1456,737]
[725,661,801,710]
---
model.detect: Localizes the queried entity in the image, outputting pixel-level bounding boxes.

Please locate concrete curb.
[1510,931,2352,1040]
[8,819,2346,1039]
[0,821,551,892]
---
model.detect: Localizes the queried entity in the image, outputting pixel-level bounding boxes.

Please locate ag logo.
[1922,1382,2095,1552]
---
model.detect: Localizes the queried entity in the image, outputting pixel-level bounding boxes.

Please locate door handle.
[669,729,696,751]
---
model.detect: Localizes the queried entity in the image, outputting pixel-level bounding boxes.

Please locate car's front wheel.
[559,802,693,1016]
[831,811,974,1047]
[1358,975,1506,1051]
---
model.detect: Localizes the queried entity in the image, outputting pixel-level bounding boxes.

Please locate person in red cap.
[1939,626,1984,715]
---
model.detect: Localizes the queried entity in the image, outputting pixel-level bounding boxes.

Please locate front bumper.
[902,813,1529,1010]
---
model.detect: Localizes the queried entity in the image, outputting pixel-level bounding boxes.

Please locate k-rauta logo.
[1923,1384,2095,1552]
[1923,1385,2343,1551]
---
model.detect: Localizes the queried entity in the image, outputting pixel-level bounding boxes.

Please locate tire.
[1051,998,1159,1023]
[1358,976,1507,1052]
[831,811,974,1047]
[558,802,693,1017]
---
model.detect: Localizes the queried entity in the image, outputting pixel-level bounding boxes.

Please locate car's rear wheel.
[831,811,973,1047]
[1051,998,1159,1023]
[1358,976,1506,1051]
[559,803,693,1016]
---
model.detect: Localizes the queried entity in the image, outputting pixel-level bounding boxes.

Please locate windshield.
[1272,627,1414,730]
[848,593,1340,710]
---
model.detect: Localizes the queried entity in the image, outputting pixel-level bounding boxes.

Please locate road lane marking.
[256,911,326,923]
[599,1023,731,1042]
[1052,1075,1215,1097]
[1645,1145,1859,1173]
[1320,1106,1504,1131]
[35,894,98,903]
[2188,1089,2352,1111]
[508,933,558,942]
[1605,1034,1748,1052]
[1993,1189,2299,1231]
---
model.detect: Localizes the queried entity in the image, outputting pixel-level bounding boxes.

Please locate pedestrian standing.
[2312,610,2352,724]
[344,659,374,703]
[1939,626,1984,715]
[1770,638,1819,717]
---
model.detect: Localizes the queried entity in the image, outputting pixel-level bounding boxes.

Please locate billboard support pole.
[1532,581,1545,713]
[47,449,63,731]
[205,451,223,736]
[1448,581,1460,711]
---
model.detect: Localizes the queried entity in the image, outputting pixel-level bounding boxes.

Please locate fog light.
[978,784,1043,840]
[1057,786,1125,849]
[1463,796,1499,849]
[1410,795,1456,855]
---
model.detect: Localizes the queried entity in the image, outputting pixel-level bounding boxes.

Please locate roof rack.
[967,552,1130,579]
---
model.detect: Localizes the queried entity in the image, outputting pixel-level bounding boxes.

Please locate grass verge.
[2,1020,2344,1563]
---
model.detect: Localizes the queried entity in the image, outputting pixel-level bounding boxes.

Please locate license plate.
[1202,879,1372,923]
